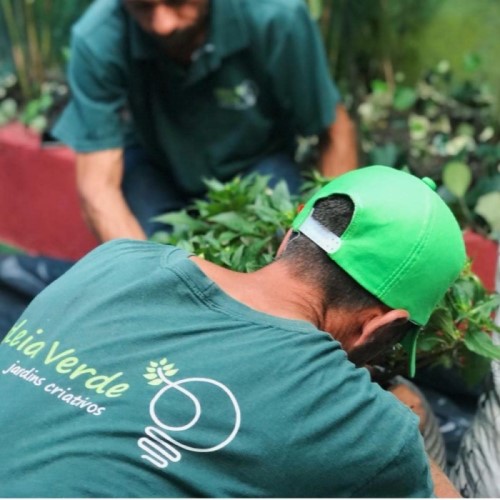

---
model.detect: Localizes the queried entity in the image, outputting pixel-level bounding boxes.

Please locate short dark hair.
[281,195,418,369]
[281,195,384,314]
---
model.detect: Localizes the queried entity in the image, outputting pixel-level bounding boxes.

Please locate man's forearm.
[430,458,461,498]
[319,104,358,178]
[76,150,147,243]
[80,186,147,242]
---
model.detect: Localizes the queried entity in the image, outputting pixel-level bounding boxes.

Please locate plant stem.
[1,0,30,99]
[23,0,44,96]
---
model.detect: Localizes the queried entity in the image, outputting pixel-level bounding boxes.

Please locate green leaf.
[449,280,475,312]
[271,181,293,212]
[230,245,245,270]
[423,307,456,339]
[28,115,48,133]
[219,231,238,245]
[0,98,17,118]
[203,178,226,192]
[209,212,257,234]
[463,52,482,73]
[143,373,158,380]
[475,192,500,232]
[39,93,53,110]
[442,161,472,198]
[464,330,500,360]
[394,86,417,111]
[460,349,491,387]
[371,79,388,94]
[153,211,208,231]
[251,203,282,224]
[150,231,172,245]
[417,335,446,352]
[471,295,500,317]
[408,114,430,139]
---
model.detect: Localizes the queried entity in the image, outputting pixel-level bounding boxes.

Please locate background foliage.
[0,0,91,99]
[0,0,91,131]
[1,0,500,123]
[356,60,500,240]
[306,0,500,116]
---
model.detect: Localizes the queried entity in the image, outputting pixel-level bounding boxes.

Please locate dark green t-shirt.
[0,240,433,497]
[52,0,340,195]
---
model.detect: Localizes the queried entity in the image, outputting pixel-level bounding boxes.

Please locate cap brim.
[400,329,419,378]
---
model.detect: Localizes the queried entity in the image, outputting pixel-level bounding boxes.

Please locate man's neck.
[190,257,325,327]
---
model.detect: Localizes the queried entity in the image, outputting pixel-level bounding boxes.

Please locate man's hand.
[389,381,427,432]
[76,150,147,242]
[430,458,462,498]
[318,104,358,177]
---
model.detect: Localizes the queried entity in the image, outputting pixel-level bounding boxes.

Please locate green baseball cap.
[292,165,466,375]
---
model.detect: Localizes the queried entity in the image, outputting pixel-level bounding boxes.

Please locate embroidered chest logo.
[138,357,241,469]
[214,79,259,110]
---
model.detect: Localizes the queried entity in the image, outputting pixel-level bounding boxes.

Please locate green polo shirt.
[52,0,340,195]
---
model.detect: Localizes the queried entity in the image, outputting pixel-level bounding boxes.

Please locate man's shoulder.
[238,0,310,27]
[70,240,174,276]
[239,0,306,13]
[72,0,126,48]
[85,239,176,262]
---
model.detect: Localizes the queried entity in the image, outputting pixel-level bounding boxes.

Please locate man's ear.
[353,309,410,348]
[276,229,294,257]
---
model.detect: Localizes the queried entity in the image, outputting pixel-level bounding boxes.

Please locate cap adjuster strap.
[299,211,342,254]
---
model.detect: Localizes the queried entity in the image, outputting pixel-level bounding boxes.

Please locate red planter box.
[0,122,98,260]
[463,228,499,292]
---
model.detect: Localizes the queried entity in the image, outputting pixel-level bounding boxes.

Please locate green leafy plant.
[377,261,500,385]
[0,73,69,134]
[151,175,296,272]
[152,173,500,386]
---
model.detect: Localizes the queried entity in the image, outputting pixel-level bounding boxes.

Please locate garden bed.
[0,122,98,259]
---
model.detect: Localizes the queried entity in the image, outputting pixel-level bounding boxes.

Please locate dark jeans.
[122,147,302,237]
[0,253,74,340]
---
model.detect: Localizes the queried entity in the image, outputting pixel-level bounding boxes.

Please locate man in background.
[52,0,357,241]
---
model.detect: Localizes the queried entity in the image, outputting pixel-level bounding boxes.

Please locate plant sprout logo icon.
[143,358,178,385]
[214,80,258,110]
[138,357,241,468]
